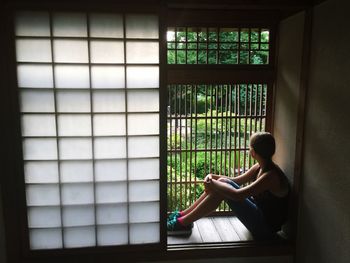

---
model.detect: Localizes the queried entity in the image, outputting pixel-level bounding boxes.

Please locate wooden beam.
[168,66,275,84]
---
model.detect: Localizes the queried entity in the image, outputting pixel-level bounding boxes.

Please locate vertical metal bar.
[86,12,98,247]
[204,85,208,176]
[233,84,238,176]
[184,85,188,209]
[248,28,251,64]
[159,9,168,247]
[258,28,261,50]
[179,85,183,209]
[194,85,198,199]
[48,11,64,248]
[174,84,178,209]
[185,28,188,64]
[238,28,241,64]
[263,84,268,130]
[224,84,229,176]
[249,84,253,167]
[215,85,219,173]
[223,84,229,212]
[220,85,224,175]
[175,27,177,64]
[122,13,131,244]
[209,85,213,173]
[228,84,233,177]
[254,84,258,133]
[189,85,193,205]
[237,84,241,174]
[215,27,219,64]
[196,28,199,64]
[168,85,173,212]
[206,28,209,64]
[243,84,248,172]
[259,84,263,131]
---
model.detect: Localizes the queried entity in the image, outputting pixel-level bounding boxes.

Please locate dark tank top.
[253,164,290,232]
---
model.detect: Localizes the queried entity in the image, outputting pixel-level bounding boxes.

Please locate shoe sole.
[167,230,192,236]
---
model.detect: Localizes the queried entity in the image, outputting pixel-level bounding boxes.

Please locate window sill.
[166,240,293,260]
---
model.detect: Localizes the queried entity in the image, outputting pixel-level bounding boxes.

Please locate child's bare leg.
[181,191,208,216]
[180,191,224,225]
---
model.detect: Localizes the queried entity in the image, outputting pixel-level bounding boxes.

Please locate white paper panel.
[129,181,159,202]
[30,229,62,250]
[24,161,59,184]
[53,13,87,37]
[61,183,94,205]
[96,204,127,224]
[62,206,95,227]
[17,64,53,88]
[91,66,125,89]
[26,184,60,206]
[92,90,125,112]
[90,41,124,63]
[126,42,159,64]
[96,182,127,203]
[125,15,158,39]
[28,207,61,228]
[55,66,90,88]
[16,39,52,62]
[127,90,159,112]
[53,40,88,63]
[94,137,126,159]
[128,136,159,158]
[60,161,93,183]
[58,114,91,136]
[56,91,90,112]
[64,226,95,248]
[93,114,125,136]
[129,202,159,223]
[21,114,56,136]
[59,138,92,160]
[89,13,123,38]
[20,90,55,113]
[127,114,159,135]
[126,66,159,88]
[95,160,127,182]
[97,225,128,246]
[128,159,159,180]
[15,11,50,37]
[130,223,159,244]
[23,138,57,160]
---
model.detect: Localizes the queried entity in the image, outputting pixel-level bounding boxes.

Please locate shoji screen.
[15,11,160,249]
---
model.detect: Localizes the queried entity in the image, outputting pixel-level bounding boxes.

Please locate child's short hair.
[250,132,275,160]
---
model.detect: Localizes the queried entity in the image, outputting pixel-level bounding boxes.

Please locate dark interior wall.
[296,0,350,262]
[274,11,305,183]
[273,7,306,240]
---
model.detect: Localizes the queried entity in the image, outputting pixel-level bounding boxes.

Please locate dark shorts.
[225,180,276,240]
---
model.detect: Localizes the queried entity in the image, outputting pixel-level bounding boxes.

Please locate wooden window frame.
[0,2,297,263]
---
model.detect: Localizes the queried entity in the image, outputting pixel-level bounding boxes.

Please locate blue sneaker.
[167,211,181,223]
[167,217,193,236]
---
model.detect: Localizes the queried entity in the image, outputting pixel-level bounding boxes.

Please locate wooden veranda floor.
[168,216,253,245]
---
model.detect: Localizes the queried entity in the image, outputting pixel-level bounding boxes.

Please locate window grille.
[15,11,160,249]
[167,27,270,65]
[167,84,268,212]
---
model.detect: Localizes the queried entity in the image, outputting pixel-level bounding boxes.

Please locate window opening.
[167,27,270,65]
[167,84,267,213]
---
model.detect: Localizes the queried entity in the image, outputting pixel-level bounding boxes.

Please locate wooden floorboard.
[228,216,253,241]
[211,217,241,242]
[196,217,222,243]
[168,216,252,245]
